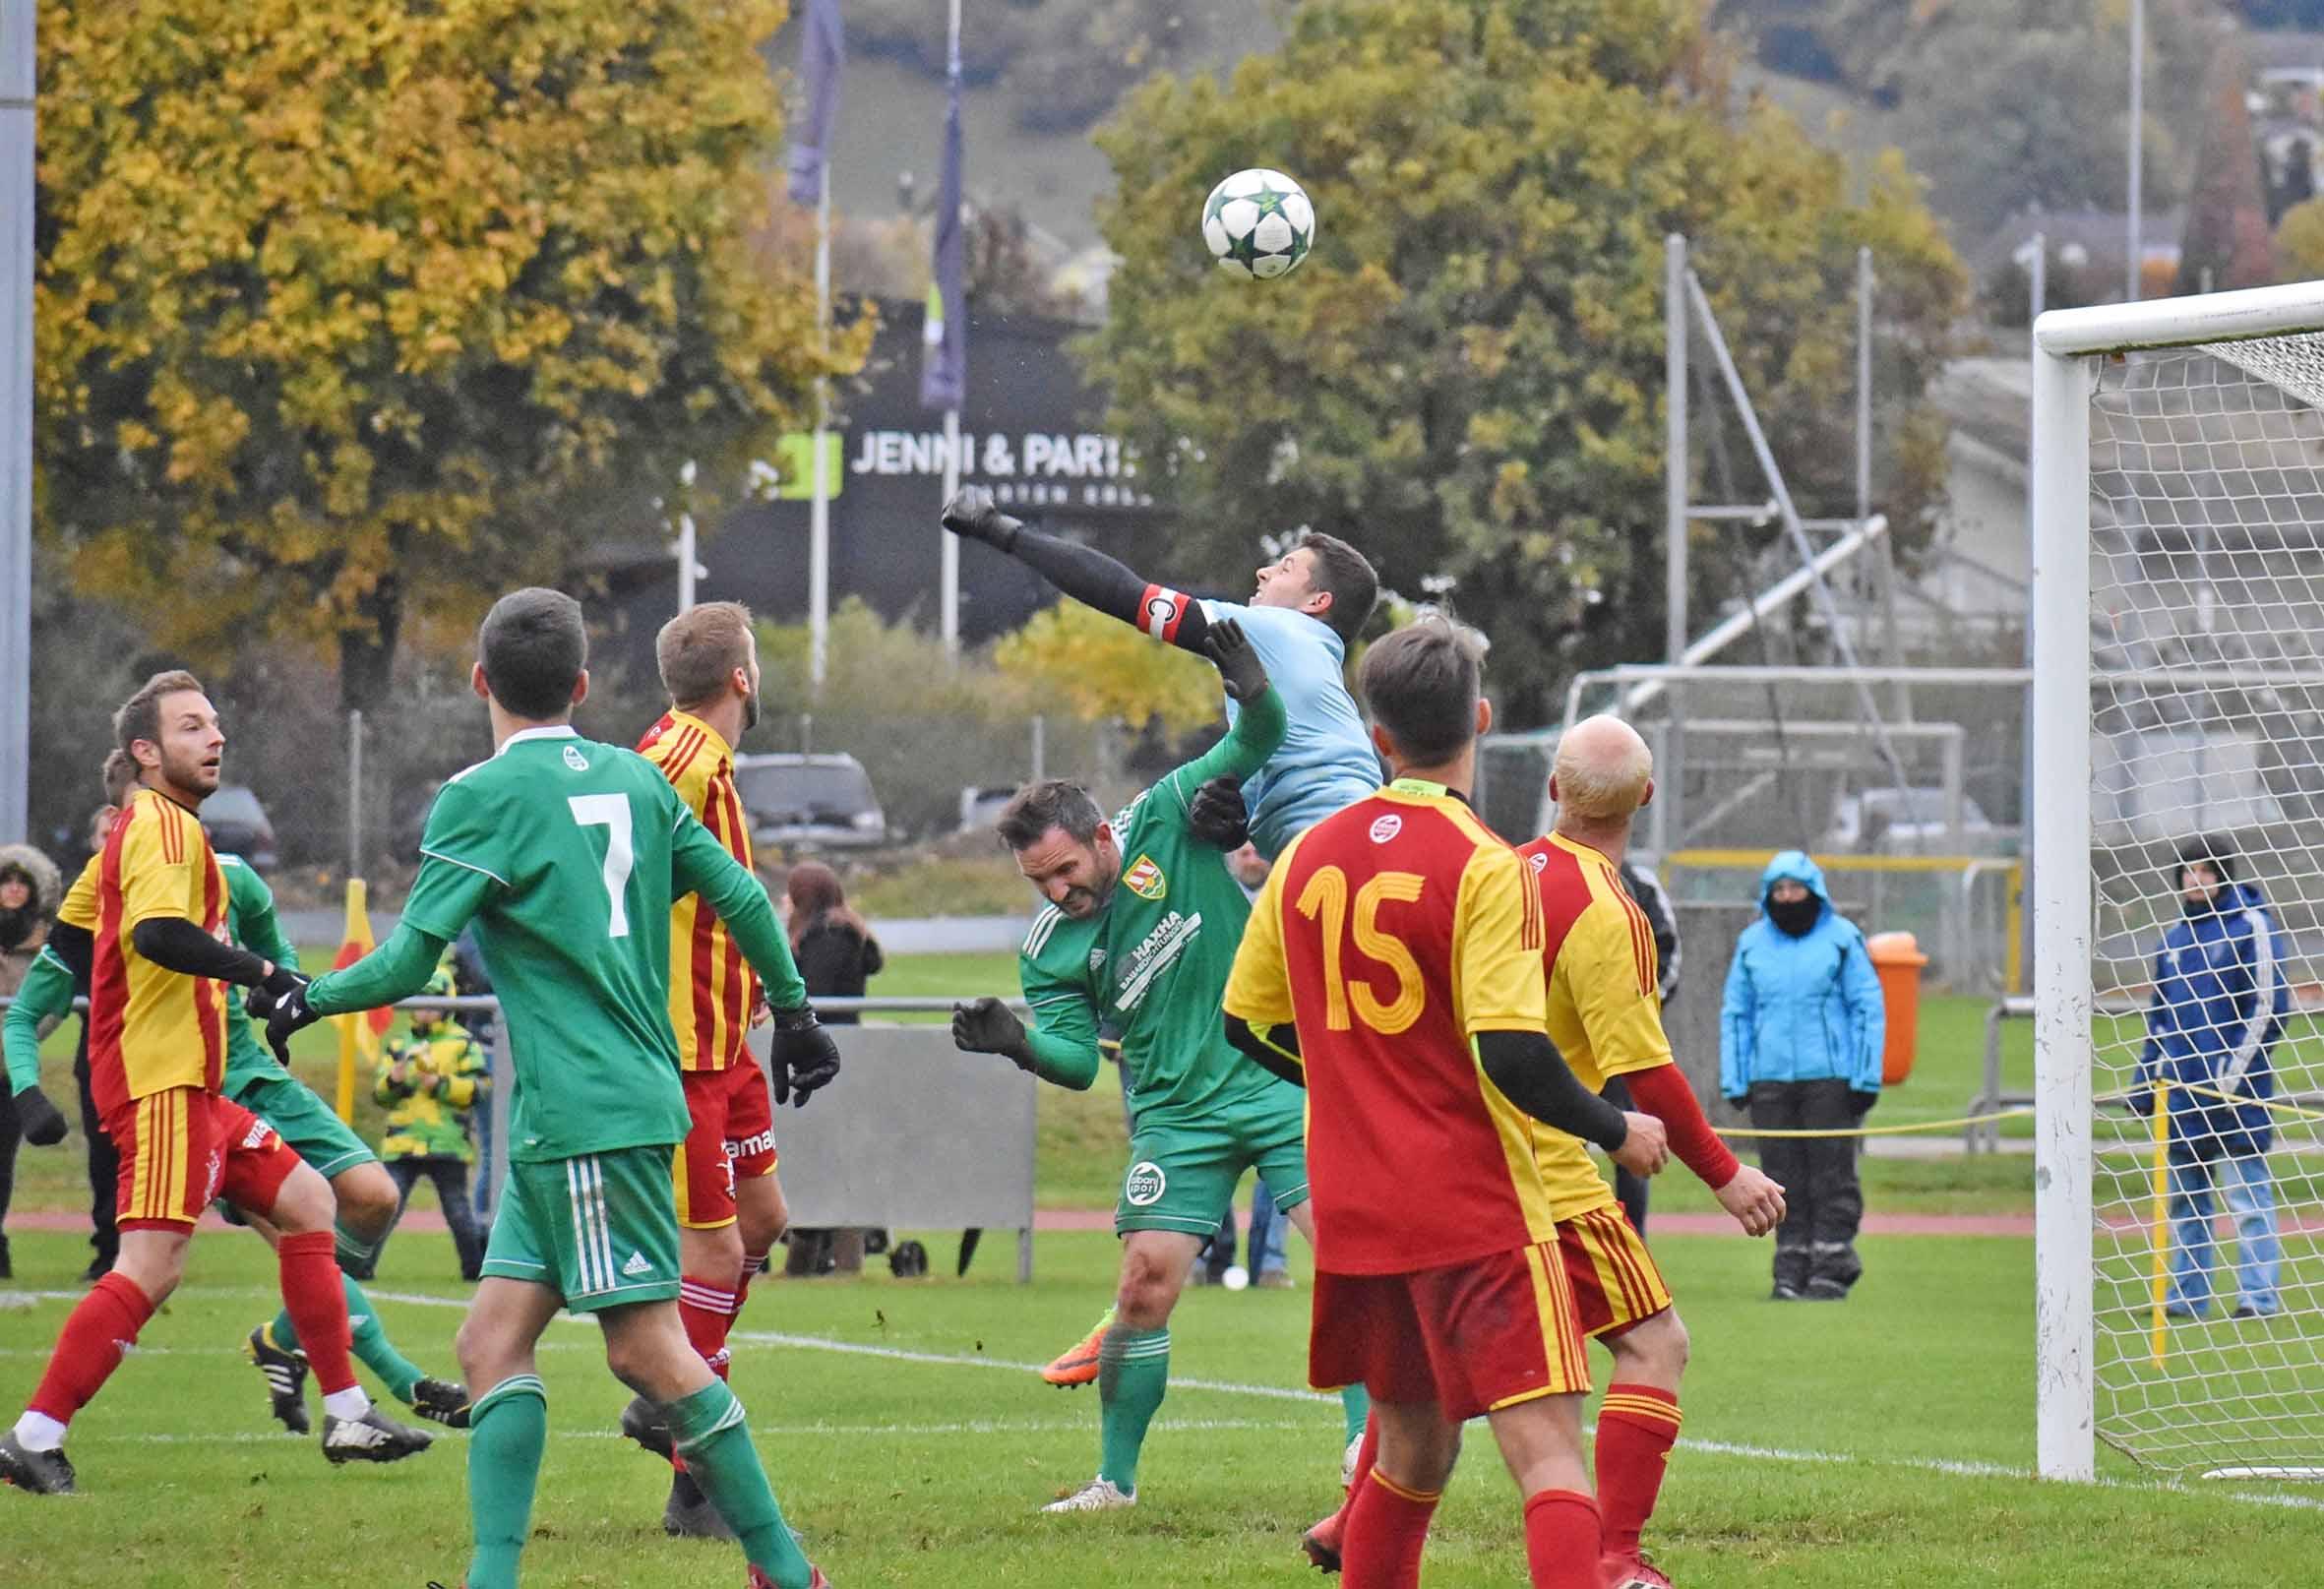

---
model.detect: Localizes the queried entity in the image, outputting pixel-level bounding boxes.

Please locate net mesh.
[2085,340,2324,1476]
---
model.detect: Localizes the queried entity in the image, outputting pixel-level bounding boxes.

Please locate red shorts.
[108,1086,301,1233]
[1312,1241,1593,1422]
[1559,1203,1674,1339]
[675,1063,779,1230]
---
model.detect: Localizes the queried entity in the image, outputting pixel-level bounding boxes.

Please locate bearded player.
[620,600,798,1538]
[1222,618,1670,1589]
[0,673,430,1495]
[1299,714,1786,1586]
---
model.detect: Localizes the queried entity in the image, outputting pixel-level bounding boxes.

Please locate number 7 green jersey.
[393,725,806,1164]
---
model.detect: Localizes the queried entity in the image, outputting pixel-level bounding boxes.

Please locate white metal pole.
[2029,329,2096,1483]
[810,179,832,693]
[939,0,963,661]
[2126,0,2144,302]
[346,709,365,883]
[0,0,31,844]
[1856,246,1873,524]
[2024,233,2044,993]
[1664,234,1687,665]
[678,512,698,613]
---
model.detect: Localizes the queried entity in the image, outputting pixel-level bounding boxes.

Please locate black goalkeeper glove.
[1187,776,1251,852]
[11,1084,68,1147]
[951,997,1029,1064]
[1202,616,1270,703]
[941,486,1023,553]
[769,1005,841,1108]
[246,968,319,1063]
[1849,1088,1878,1119]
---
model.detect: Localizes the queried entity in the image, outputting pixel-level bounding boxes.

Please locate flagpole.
[939,0,963,661]
[810,176,831,692]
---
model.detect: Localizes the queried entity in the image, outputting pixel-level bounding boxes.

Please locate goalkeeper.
[943,487,1380,859]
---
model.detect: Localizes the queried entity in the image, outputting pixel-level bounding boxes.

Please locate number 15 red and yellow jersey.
[1224,779,1592,1276]
[638,709,761,1071]
[88,787,229,1118]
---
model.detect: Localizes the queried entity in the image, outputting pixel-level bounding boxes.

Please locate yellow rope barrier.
[1712,1107,2037,1139]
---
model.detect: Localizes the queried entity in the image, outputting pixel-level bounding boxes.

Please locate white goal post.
[2034,282,2324,1483]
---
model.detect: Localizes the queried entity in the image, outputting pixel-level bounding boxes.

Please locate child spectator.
[372,962,490,1281]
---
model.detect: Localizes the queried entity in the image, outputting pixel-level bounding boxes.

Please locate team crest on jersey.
[1089,947,1109,974]
[563,745,589,771]
[1529,850,1549,873]
[1369,814,1403,844]
[1124,855,1167,901]
[1124,1160,1167,1206]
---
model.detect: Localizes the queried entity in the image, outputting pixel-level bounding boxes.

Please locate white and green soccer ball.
[1201,168,1315,280]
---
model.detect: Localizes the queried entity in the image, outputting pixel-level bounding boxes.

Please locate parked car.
[1822,785,2002,855]
[957,784,1016,832]
[732,753,888,851]
[202,784,279,870]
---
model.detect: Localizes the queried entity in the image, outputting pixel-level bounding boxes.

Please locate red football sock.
[1522,1489,1604,1589]
[1341,1465,1440,1589]
[27,1272,155,1424]
[275,1230,357,1395]
[679,1275,738,1380]
[1596,1382,1682,1560]
[728,1251,769,1330]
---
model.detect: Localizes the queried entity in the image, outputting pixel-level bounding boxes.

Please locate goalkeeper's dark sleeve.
[1009,528,1215,656]
[1475,1029,1631,1153]
[1223,1013,1305,1089]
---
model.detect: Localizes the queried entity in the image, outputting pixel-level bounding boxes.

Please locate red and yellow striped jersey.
[638,709,760,1071]
[1518,831,1674,1220]
[1224,778,1591,1275]
[89,787,229,1117]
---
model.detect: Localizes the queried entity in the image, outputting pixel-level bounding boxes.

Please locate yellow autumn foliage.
[993,599,1221,735]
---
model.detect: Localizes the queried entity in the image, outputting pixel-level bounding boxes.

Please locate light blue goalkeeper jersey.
[1198,599,1378,858]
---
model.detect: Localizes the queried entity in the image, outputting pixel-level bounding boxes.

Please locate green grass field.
[4,1226,2322,1587]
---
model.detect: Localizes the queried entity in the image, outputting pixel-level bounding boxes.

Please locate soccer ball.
[1201,168,1315,280]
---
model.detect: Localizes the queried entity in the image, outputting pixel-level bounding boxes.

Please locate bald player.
[1303,715,1786,1588]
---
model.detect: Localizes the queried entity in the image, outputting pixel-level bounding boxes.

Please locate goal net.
[2035,286,2324,1482]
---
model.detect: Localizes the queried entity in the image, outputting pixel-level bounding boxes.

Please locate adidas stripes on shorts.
[481,1145,684,1313]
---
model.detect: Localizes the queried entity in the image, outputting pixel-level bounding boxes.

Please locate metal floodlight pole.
[1665,234,1688,666]
[937,0,963,661]
[810,178,832,693]
[0,0,32,845]
[2127,0,2144,302]
[1684,270,1915,799]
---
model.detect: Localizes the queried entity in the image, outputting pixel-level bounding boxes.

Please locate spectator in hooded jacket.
[2135,839,2286,1320]
[0,841,63,1279]
[1720,851,1885,1300]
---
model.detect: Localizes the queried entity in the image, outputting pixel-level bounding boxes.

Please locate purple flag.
[785,0,845,207]
[919,57,966,411]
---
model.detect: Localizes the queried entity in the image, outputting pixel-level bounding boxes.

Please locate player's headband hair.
[656,600,757,711]
[112,669,208,759]
[1360,615,1481,766]
[997,779,1105,852]
[1294,531,1379,642]
[478,586,588,720]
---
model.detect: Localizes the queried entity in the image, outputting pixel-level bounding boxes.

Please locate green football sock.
[271,1275,422,1404]
[465,1375,547,1589]
[335,1220,384,1280]
[1340,1382,1371,1445]
[1096,1325,1170,1495]
[668,1379,815,1589]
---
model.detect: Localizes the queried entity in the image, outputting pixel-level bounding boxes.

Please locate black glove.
[251,970,320,1062]
[951,997,1029,1061]
[1849,1088,1878,1119]
[769,1006,841,1108]
[1202,616,1269,703]
[1186,775,1251,851]
[11,1084,68,1147]
[941,486,1023,553]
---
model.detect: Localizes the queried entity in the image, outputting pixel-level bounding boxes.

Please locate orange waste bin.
[1865,931,1929,1085]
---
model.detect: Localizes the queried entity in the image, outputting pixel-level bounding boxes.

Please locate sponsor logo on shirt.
[1124,854,1167,901]
[1369,814,1403,843]
[563,745,589,771]
[1112,910,1203,1014]
[1124,1160,1167,1206]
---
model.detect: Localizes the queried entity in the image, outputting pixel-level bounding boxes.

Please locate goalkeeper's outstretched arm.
[943,486,1213,655]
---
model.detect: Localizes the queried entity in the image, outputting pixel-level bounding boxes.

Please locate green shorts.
[1116,1112,1311,1238]
[483,1145,684,1313]
[228,1070,377,1180]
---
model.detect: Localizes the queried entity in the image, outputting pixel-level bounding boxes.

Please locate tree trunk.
[337,575,404,715]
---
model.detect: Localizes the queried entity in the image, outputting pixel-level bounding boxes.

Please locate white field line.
[12,1285,2324,1514]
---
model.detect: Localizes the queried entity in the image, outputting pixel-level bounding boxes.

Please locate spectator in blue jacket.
[2135,839,2285,1320]
[1720,851,1885,1301]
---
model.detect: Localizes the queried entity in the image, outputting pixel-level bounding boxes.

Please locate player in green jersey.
[949,619,1355,1513]
[253,588,843,1589]
[1,756,463,1438]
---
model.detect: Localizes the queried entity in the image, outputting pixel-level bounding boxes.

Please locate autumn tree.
[2177,35,2278,294]
[1081,0,1964,719]
[35,0,868,709]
